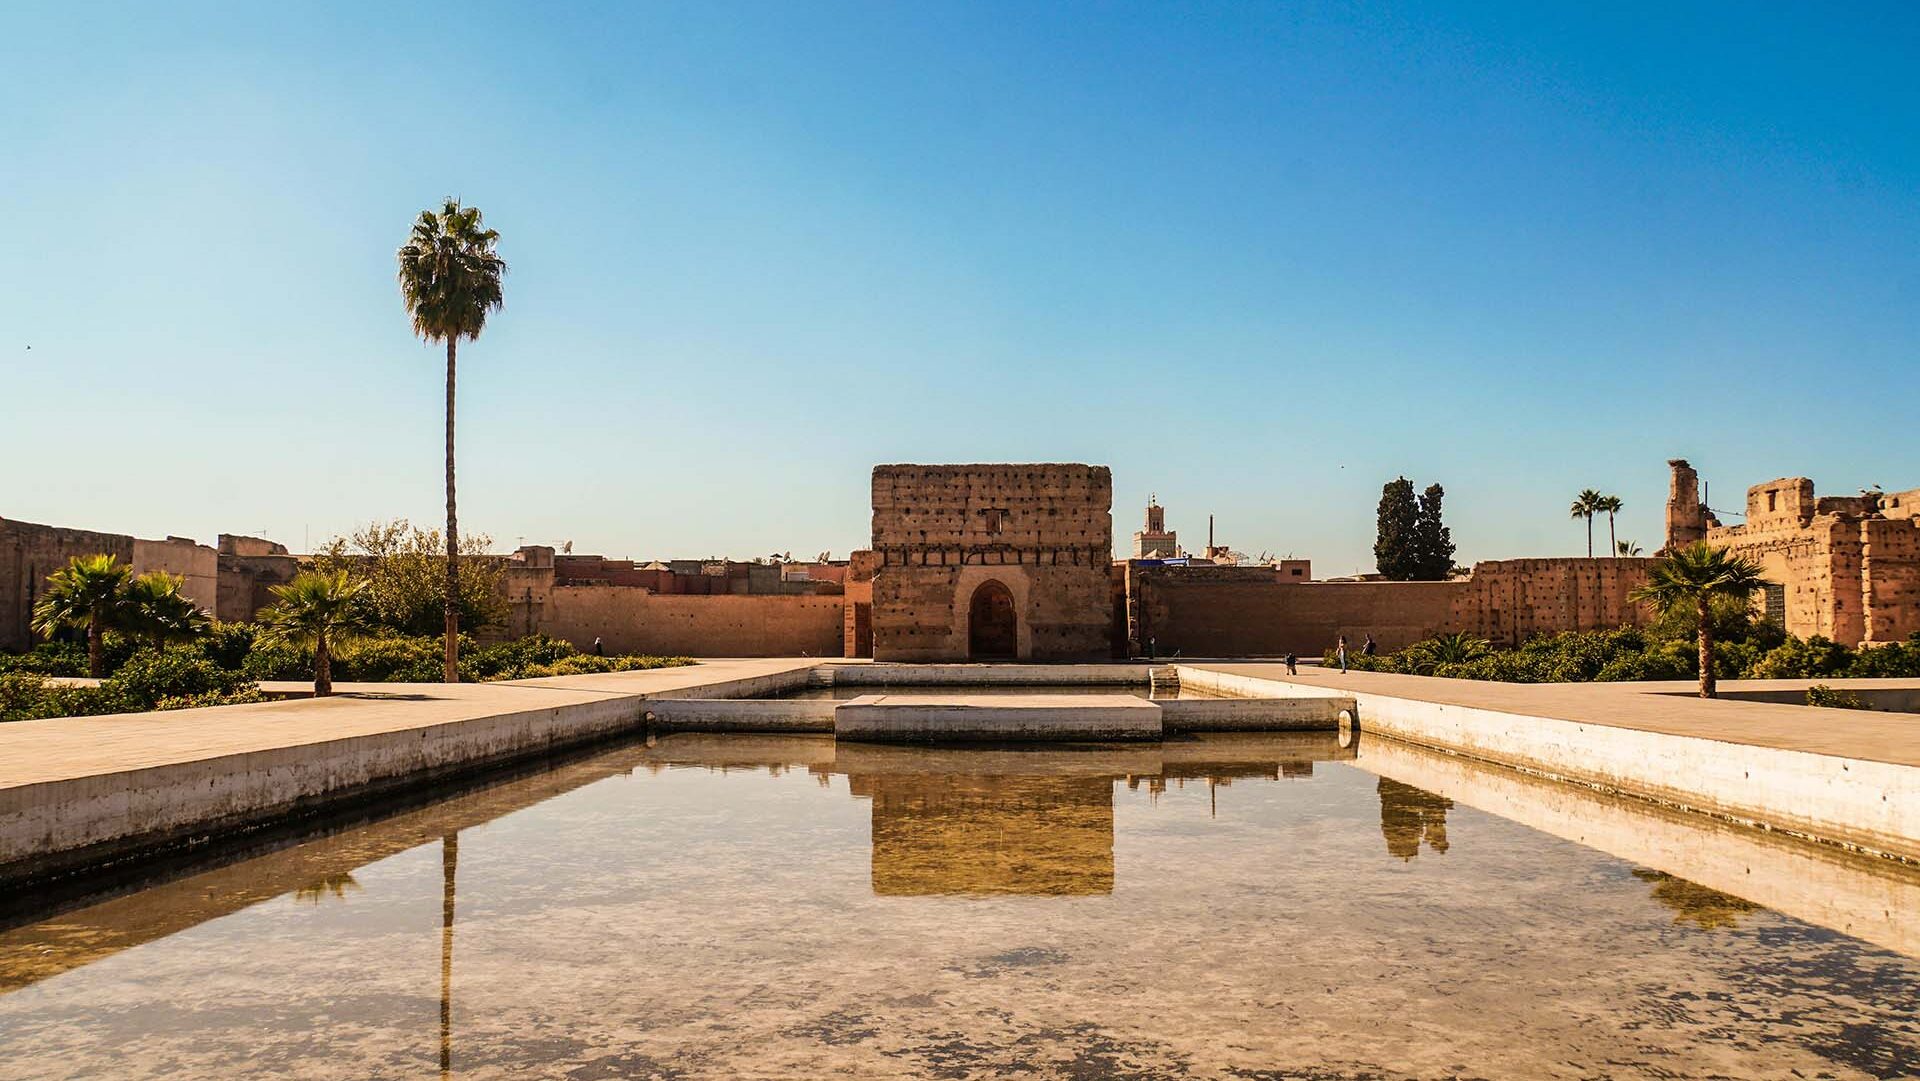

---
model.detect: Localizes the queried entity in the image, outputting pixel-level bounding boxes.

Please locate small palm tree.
[1617,539,1643,557]
[257,571,371,697]
[1569,489,1604,557]
[31,554,132,677]
[1597,494,1623,554]
[398,198,507,684]
[1631,543,1768,698]
[1402,631,1490,675]
[124,572,209,652]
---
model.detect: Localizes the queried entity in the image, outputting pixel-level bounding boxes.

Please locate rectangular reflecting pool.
[2,731,1917,1080]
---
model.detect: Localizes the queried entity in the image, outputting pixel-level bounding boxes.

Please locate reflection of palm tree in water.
[292,872,362,903]
[1632,868,1760,930]
[1378,778,1452,860]
[441,833,457,1079]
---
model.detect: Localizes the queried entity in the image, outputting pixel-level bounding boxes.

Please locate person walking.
[1335,635,1348,674]
[1285,649,1298,676]
[592,636,604,657]
[1363,634,1377,658]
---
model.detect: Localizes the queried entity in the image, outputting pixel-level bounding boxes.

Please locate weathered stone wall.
[1702,476,1920,645]
[1862,516,1920,644]
[843,549,878,658]
[1132,558,1653,656]
[214,535,299,624]
[1449,558,1653,645]
[869,464,1114,661]
[540,587,845,657]
[131,537,219,615]
[0,519,136,651]
[1135,571,1463,656]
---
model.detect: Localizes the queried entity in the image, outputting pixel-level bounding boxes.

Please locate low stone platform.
[833,694,1163,743]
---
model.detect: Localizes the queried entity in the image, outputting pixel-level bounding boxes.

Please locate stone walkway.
[1188,664,1920,768]
[0,659,816,791]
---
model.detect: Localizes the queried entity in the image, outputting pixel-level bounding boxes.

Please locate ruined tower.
[1664,459,1708,553]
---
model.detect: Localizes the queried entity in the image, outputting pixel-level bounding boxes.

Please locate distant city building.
[1132,496,1178,559]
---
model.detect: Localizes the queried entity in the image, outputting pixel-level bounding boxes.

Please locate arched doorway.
[968,579,1018,659]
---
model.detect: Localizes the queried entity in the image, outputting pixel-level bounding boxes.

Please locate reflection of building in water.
[1123,760,1316,800]
[1378,778,1452,860]
[847,773,1115,896]
[1631,869,1761,931]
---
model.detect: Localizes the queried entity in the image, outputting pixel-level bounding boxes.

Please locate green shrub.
[465,634,579,679]
[517,653,692,678]
[153,687,267,711]
[105,649,257,711]
[1435,652,1550,683]
[198,622,258,671]
[1749,636,1853,679]
[335,635,452,682]
[0,672,55,720]
[0,672,131,722]
[1844,642,1920,678]
[1806,684,1870,710]
[0,642,89,676]
[241,640,314,681]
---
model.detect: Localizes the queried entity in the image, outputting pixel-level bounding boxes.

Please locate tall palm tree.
[124,572,208,652]
[256,571,370,696]
[397,199,507,684]
[1569,489,1605,557]
[1631,542,1768,699]
[1596,494,1623,555]
[31,554,132,677]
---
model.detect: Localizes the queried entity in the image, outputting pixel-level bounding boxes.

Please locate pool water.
[774,683,1227,700]
[1,732,1916,1080]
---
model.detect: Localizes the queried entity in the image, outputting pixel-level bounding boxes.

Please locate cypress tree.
[1413,483,1457,580]
[1374,477,1420,580]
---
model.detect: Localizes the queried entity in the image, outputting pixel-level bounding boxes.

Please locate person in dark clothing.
[1363,634,1377,657]
[592,636,605,656]
[1285,650,1298,676]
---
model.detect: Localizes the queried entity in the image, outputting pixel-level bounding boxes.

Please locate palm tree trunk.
[87,618,103,679]
[315,630,332,697]
[440,832,458,1079]
[444,337,460,684]
[1696,595,1716,699]
[1608,513,1617,556]
[1585,516,1594,558]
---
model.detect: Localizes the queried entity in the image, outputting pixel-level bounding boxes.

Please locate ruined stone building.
[1667,462,1920,645]
[0,518,230,651]
[26,457,1907,661]
[867,464,1116,661]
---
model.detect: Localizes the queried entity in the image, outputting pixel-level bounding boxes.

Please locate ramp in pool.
[834,694,1163,743]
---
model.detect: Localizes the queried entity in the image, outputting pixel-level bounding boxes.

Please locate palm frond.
[397,198,508,343]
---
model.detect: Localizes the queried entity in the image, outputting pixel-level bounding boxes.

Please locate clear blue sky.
[3,2,1916,573]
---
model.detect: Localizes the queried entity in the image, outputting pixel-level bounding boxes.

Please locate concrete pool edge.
[4,657,1918,890]
[0,659,820,890]
[1180,664,1920,863]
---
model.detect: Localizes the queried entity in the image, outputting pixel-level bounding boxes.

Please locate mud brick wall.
[869,464,1114,661]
